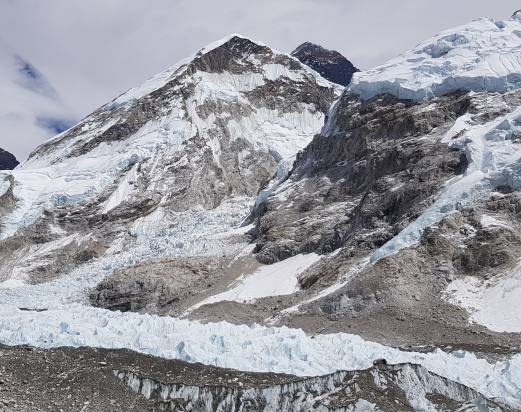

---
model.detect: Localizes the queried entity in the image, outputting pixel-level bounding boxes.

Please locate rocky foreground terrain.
[1,11,521,412]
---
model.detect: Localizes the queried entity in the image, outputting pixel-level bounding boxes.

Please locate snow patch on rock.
[190,253,321,309]
[445,261,521,332]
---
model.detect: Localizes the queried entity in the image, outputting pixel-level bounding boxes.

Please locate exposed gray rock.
[89,257,223,312]
[253,92,471,265]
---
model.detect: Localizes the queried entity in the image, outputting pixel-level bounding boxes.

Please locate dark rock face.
[253,92,471,264]
[291,42,359,86]
[0,147,19,170]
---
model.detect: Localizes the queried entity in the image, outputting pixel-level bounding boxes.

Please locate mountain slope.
[0,34,340,289]
[292,41,359,86]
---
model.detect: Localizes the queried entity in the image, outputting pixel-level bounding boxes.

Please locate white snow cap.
[349,15,521,101]
[110,32,335,107]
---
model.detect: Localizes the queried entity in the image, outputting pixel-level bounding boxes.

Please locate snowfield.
[446,260,521,333]
[189,253,322,310]
[349,16,521,101]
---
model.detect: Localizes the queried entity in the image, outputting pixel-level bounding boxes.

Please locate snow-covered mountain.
[0,41,75,161]
[292,42,359,86]
[0,34,339,290]
[1,14,521,411]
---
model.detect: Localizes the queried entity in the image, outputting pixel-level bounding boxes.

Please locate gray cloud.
[0,0,519,159]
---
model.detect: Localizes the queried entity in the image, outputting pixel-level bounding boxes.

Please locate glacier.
[349,16,521,101]
[0,303,520,408]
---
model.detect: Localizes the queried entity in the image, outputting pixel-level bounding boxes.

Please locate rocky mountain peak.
[0,147,18,170]
[0,33,339,287]
[291,41,359,86]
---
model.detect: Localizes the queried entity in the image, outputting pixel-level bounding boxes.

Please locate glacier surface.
[0,303,519,407]
[349,16,521,101]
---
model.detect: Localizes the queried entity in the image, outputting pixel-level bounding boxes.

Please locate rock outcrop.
[252,91,470,265]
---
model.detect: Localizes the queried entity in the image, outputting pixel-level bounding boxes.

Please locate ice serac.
[349,16,521,100]
[0,33,340,287]
[292,41,359,86]
[0,147,18,170]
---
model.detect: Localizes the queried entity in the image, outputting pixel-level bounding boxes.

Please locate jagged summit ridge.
[108,34,335,109]
[292,41,359,86]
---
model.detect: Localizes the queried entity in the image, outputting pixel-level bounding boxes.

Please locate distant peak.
[0,147,19,170]
[197,33,269,56]
[291,41,359,87]
[292,42,327,54]
[513,9,521,21]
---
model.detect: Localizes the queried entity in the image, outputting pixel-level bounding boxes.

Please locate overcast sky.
[0,0,520,159]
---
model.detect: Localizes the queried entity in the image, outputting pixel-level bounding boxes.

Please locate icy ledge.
[0,304,519,408]
[349,16,521,101]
